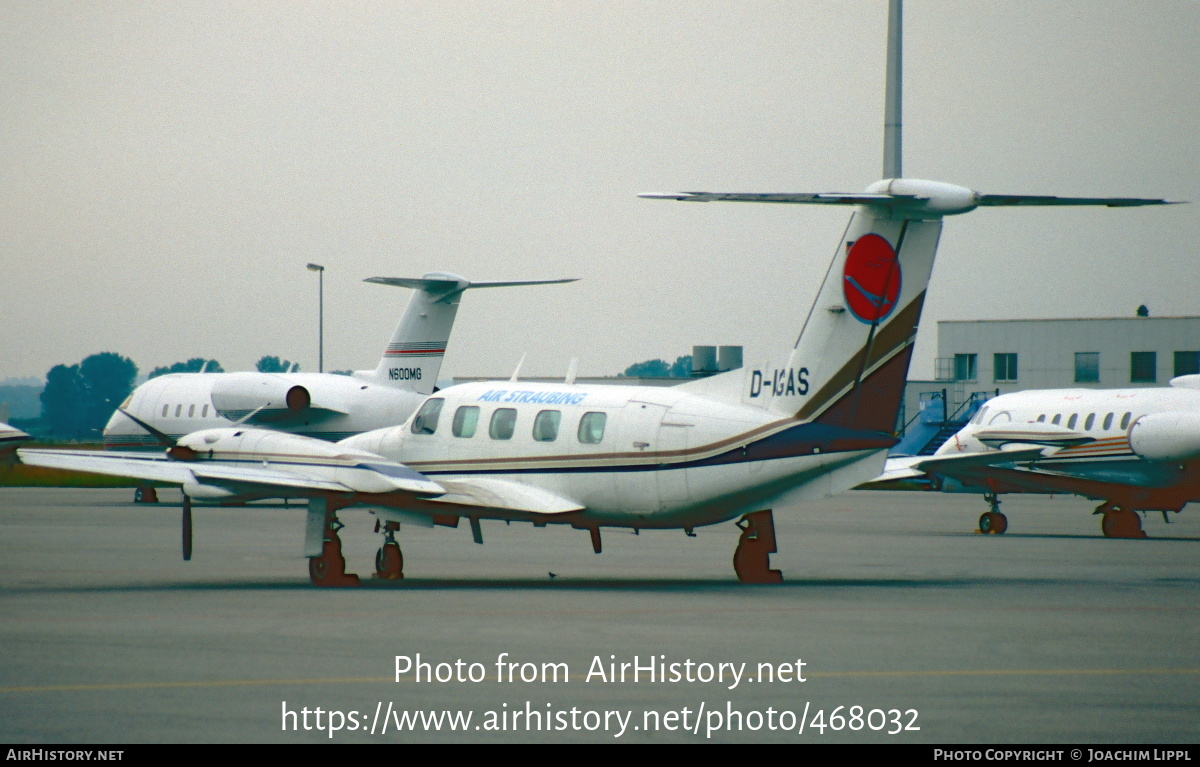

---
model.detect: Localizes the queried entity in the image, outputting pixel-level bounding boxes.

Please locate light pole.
[306,263,325,373]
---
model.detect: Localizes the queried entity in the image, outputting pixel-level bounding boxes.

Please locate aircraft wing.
[17,448,442,497]
[18,448,353,493]
[425,477,584,515]
[0,422,31,459]
[860,447,1049,491]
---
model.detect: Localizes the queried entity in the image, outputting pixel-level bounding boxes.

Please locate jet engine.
[1128,412,1200,462]
[210,374,311,420]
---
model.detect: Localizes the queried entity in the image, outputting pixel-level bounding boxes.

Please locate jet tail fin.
[359,273,577,394]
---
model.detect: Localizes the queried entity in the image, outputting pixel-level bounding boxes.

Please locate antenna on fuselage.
[883,0,902,179]
[509,353,527,383]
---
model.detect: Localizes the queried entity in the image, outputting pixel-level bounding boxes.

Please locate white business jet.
[17,1,1174,583]
[103,272,575,502]
[869,378,1200,539]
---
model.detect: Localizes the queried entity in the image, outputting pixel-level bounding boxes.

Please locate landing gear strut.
[374,521,403,580]
[182,495,192,561]
[1095,501,1147,539]
[733,510,783,584]
[309,512,360,587]
[978,493,1008,534]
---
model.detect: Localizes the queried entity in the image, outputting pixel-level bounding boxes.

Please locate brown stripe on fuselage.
[796,291,925,422]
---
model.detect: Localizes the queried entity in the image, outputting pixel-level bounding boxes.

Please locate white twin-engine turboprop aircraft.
[102,272,576,454]
[868,379,1200,539]
[17,1,1174,584]
[19,180,1170,584]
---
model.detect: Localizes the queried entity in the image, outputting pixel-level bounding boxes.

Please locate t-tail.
[642,181,1175,435]
[357,273,577,394]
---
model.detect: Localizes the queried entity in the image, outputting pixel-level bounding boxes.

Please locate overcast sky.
[2,1,1197,384]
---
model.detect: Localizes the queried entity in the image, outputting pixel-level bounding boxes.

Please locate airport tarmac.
[0,487,1196,743]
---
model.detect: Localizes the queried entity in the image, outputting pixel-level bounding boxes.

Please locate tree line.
[29,353,302,440]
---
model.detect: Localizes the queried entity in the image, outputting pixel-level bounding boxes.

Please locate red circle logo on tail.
[842,234,901,323]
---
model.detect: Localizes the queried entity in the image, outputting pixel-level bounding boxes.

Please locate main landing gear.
[977,493,1008,535]
[374,521,404,580]
[733,510,783,584]
[309,512,360,587]
[1094,501,1147,539]
[134,485,158,503]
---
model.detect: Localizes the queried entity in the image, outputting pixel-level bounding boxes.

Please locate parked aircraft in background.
[867,378,1200,538]
[0,422,30,459]
[103,272,574,500]
[16,0,1174,584]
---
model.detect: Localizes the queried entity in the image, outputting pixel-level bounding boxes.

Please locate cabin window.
[1051,414,1061,425]
[188,404,195,418]
[162,404,169,417]
[411,398,444,435]
[1120,412,1131,430]
[1074,352,1100,383]
[1131,351,1157,383]
[489,408,517,440]
[1067,414,1078,429]
[1084,413,1095,430]
[578,412,607,444]
[1103,412,1114,430]
[533,410,561,442]
[175,404,182,417]
[202,404,209,417]
[452,406,479,438]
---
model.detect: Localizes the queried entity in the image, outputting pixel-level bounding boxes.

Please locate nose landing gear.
[733,509,783,584]
[374,521,404,580]
[977,493,1008,534]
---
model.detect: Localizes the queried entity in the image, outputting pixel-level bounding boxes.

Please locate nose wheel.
[374,521,404,580]
[733,509,783,584]
[977,493,1008,534]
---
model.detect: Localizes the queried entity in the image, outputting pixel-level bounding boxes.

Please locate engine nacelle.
[1128,412,1200,462]
[210,373,311,419]
[181,482,238,500]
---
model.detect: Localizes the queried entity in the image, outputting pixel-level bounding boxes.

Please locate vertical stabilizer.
[359,273,577,395]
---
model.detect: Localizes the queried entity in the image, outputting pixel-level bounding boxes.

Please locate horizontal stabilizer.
[975,195,1182,208]
[365,276,577,293]
[638,191,906,205]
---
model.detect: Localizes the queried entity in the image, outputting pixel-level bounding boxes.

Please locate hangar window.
[452,406,479,438]
[411,398,444,435]
[953,354,977,382]
[1120,412,1131,430]
[1067,414,1078,429]
[1074,352,1100,383]
[578,412,607,444]
[1174,351,1200,377]
[489,408,517,440]
[533,410,561,442]
[1130,351,1157,383]
[993,353,1018,382]
[1051,414,1062,425]
[1103,413,1113,430]
[1084,413,1095,430]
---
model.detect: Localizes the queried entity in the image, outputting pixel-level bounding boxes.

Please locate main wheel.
[375,542,404,580]
[134,486,158,503]
[1101,509,1147,539]
[979,511,1008,534]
